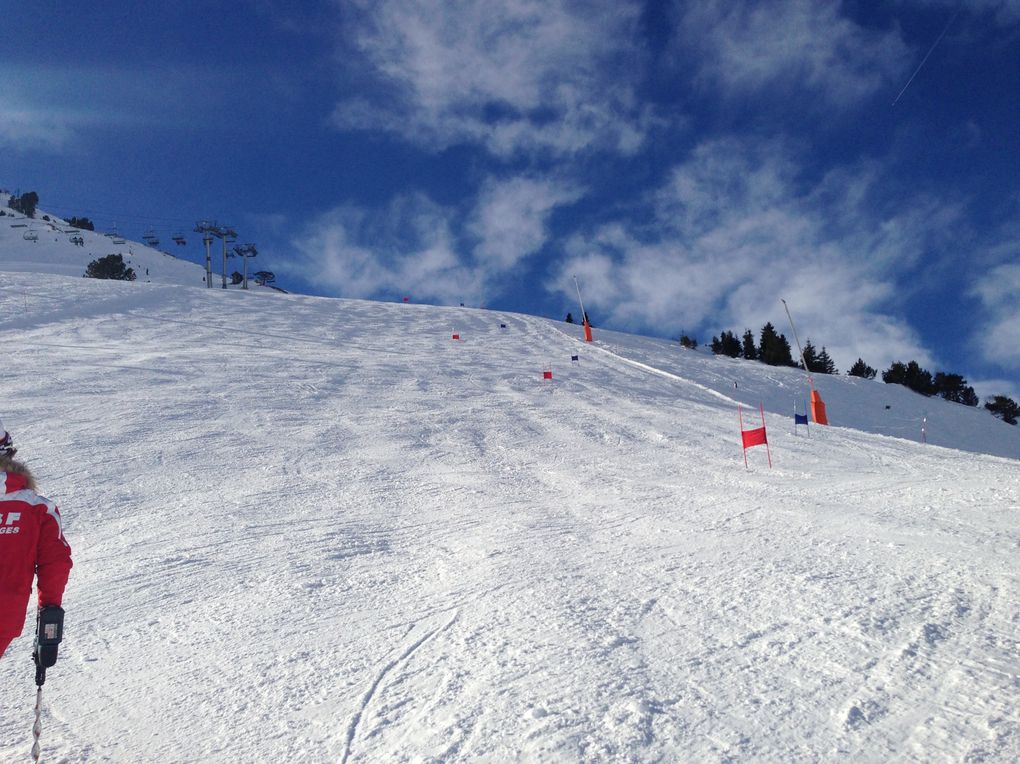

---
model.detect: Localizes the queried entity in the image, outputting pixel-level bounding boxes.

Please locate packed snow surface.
[0,264,1018,762]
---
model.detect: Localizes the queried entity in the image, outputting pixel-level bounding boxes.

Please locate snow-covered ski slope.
[0,198,221,288]
[0,270,1017,763]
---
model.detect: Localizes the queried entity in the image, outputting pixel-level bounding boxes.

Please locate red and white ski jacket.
[0,471,72,638]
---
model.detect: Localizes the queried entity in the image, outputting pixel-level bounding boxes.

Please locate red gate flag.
[452,333,460,340]
[739,402,772,468]
[543,370,553,380]
[403,296,409,302]
[741,427,767,448]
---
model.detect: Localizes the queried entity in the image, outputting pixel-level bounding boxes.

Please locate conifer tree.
[848,358,876,379]
[933,372,978,406]
[758,323,795,366]
[741,329,757,360]
[882,361,907,385]
[84,254,135,281]
[721,330,741,357]
[817,347,837,375]
[984,395,1019,425]
[8,191,39,217]
[801,340,819,372]
[67,216,95,231]
[711,331,741,357]
[883,360,935,396]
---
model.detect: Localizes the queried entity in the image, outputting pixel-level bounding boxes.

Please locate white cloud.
[0,104,75,153]
[547,138,955,373]
[280,194,481,304]
[675,0,910,106]
[330,0,653,156]
[282,174,581,303]
[469,176,582,271]
[970,262,1020,371]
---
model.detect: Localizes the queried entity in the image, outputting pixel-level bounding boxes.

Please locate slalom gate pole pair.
[31,606,64,764]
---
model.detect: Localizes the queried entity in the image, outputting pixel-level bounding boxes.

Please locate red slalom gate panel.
[741,427,767,448]
[738,402,772,469]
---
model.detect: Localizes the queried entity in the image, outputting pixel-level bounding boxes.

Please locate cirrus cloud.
[674,0,911,107]
[330,0,656,156]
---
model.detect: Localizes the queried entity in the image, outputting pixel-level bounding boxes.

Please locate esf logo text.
[0,512,22,534]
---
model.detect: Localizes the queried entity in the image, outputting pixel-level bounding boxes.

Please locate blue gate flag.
[794,413,809,426]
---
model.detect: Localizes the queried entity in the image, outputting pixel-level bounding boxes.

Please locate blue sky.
[2,1,1018,399]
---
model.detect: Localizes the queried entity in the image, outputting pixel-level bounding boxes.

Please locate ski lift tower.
[233,243,258,289]
[208,225,237,288]
[194,221,217,287]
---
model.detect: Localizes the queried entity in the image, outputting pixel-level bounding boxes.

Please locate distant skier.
[0,421,72,660]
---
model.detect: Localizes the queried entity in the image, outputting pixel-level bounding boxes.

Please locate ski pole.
[31,606,64,764]
[32,683,43,763]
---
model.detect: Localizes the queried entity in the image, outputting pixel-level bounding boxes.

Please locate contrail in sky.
[892,9,960,106]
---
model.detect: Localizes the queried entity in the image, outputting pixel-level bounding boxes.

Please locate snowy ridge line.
[549,323,739,407]
[341,610,460,764]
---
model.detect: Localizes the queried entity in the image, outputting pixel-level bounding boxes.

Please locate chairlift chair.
[172,233,186,245]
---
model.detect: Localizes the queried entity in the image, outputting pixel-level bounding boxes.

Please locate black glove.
[33,606,64,669]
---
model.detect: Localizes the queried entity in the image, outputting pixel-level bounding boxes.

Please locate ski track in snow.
[0,269,1018,763]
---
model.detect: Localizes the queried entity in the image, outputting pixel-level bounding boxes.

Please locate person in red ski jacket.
[0,422,72,659]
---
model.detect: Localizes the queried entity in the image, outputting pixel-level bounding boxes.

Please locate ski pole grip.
[34,606,64,669]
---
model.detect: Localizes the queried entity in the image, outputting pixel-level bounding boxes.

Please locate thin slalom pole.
[760,402,773,468]
[739,403,748,469]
